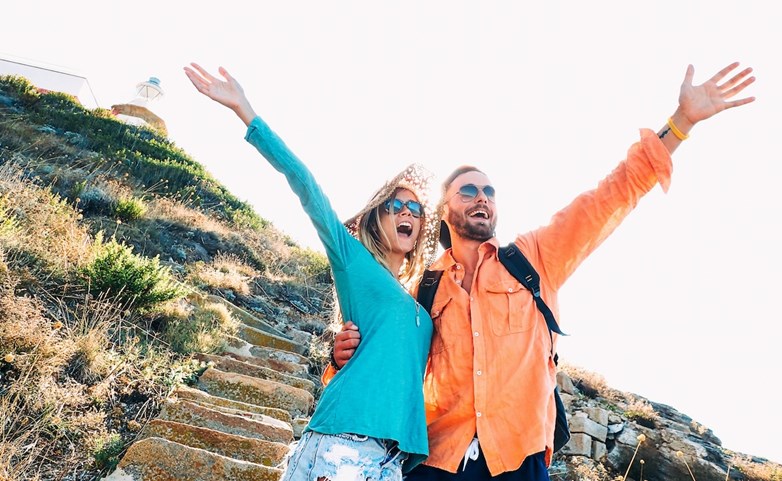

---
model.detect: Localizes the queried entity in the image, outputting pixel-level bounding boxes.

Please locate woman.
[185,63,439,481]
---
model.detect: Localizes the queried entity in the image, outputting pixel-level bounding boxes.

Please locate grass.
[160,300,239,355]
[188,252,259,296]
[1,75,268,231]
[560,362,623,401]
[1,73,334,479]
[623,398,659,428]
[730,454,782,481]
[0,164,92,281]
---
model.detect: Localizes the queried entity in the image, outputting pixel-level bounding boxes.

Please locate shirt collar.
[429,237,500,271]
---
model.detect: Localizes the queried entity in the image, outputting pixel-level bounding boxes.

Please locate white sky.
[4,0,781,465]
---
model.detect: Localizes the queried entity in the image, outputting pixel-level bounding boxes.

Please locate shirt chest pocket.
[484,281,536,335]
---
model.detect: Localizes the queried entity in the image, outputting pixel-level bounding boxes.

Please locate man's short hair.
[441,165,486,197]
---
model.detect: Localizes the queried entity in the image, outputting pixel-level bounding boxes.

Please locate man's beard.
[447,209,495,242]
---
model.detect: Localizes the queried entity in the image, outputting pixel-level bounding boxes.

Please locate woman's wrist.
[234,99,257,126]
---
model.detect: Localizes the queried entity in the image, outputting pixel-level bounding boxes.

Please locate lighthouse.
[111,76,167,135]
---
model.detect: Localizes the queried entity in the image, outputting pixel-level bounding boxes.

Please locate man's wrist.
[329,346,341,371]
[669,109,694,136]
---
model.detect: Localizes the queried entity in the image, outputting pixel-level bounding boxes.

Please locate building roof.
[0,56,99,109]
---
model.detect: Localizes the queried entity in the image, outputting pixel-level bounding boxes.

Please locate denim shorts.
[281,431,408,481]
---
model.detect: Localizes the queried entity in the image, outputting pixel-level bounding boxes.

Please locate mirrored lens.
[383,199,423,218]
[457,184,495,201]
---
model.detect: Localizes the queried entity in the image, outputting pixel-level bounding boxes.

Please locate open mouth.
[468,208,490,220]
[397,222,413,237]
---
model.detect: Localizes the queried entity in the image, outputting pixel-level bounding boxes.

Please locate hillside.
[1,75,780,481]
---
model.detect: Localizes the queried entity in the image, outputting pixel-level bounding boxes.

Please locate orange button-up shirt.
[420,129,672,475]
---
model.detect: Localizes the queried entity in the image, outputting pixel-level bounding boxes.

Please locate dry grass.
[74,175,134,217]
[560,362,623,401]
[189,252,259,296]
[0,394,48,481]
[0,273,203,478]
[624,397,659,425]
[0,287,76,386]
[0,164,92,284]
[161,300,239,355]
[0,286,91,477]
[552,456,619,481]
[730,454,782,481]
[147,194,329,288]
[0,164,92,278]
[147,197,234,237]
[0,119,81,164]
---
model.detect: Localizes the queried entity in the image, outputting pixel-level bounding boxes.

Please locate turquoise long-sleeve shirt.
[245,116,433,462]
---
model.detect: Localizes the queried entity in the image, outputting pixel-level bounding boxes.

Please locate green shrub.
[0,75,40,105]
[113,197,147,222]
[92,432,124,472]
[291,246,331,281]
[81,235,184,310]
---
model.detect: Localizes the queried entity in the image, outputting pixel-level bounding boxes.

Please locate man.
[331,62,755,480]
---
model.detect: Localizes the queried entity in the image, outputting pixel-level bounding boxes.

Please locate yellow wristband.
[667,117,689,141]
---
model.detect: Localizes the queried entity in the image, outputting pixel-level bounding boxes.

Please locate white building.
[0,55,99,109]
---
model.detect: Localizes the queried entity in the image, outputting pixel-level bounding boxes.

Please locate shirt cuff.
[244,115,265,142]
[638,128,673,193]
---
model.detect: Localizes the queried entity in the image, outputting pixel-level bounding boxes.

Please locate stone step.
[182,396,292,429]
[103,436,282,481]
[223,336,310,367]
[291,417,310,439]
[173,385,292,425]
[139,419,290,467]
[177,398,292,432]
[188,292,290,340]
[198,367,313,418]
[220,351,309,379]
[236,325,307,355]
[158,399,293,444]
[194,353,316,395]
[206,294,289,338]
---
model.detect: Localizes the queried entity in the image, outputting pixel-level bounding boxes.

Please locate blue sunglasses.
[383,198,424,218]
[452,183,496,202]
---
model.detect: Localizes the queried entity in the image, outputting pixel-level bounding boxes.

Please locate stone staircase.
[103,294,317,481]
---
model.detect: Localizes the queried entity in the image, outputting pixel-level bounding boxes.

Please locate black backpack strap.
[498,243,567,337]
[417,269,444,313]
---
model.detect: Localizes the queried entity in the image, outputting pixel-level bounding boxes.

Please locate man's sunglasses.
[452,184,496,202]
[383,198,424,218]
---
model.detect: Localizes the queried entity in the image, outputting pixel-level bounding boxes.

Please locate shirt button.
[476,412,482,417]
[456,265,462,270]
[477,370,482,376]
[469,297,474,301]
[474,331,479,337]
[508,288,513,293]
[455,280,462,285]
